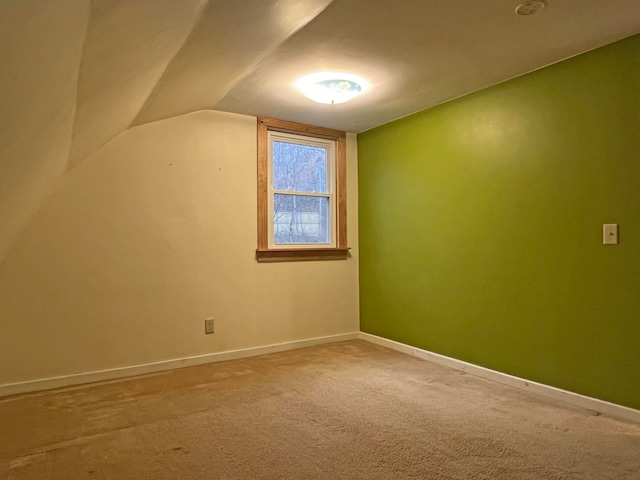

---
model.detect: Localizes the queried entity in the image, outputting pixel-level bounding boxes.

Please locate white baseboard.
[3,331,638,424]
[0,332,360,399]
[359,332,640,424]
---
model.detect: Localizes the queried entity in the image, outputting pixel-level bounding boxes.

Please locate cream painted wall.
[0,0,87,263]
[0,111,359,385]
[69,0,206,167]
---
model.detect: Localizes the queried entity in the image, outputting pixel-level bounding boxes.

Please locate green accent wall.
[358,34,640,410]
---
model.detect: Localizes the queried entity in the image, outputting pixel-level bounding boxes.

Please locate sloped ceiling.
[70,0,335,166]
[8,0,640,164]
[1,0,640,262]
[0,0,87,262]
[68,0,207,167]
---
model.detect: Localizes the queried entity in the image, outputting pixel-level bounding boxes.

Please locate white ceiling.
[142,0,640,134]
[13,0,640,165]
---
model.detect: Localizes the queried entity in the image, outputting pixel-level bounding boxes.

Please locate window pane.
[272,141,327,193]
[274,194,330,244]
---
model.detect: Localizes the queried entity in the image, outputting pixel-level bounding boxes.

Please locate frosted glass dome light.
[296,72,369,105]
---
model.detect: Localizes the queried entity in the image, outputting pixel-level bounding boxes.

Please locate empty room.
[1,1,639,478]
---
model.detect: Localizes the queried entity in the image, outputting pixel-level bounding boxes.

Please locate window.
[256,118,348,262]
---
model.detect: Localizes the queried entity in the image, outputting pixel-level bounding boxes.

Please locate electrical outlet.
[205,318,215,334]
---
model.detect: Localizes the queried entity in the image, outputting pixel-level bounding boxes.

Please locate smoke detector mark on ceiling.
[516,1,546,16]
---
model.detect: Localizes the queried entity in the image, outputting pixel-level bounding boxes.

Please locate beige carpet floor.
[0,340,638,479]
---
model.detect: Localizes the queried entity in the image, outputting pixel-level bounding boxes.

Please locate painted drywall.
[0,110,359,384]
[133,0,334,126]
[0,1,358,387]
[0,0,87,263]
[358,34,640,410]
[68,0,206,167]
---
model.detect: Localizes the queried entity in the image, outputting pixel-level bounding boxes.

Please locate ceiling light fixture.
[515,1,546,15]
[296,72,369,105]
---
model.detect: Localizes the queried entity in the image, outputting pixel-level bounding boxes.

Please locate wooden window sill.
[256,248,350,263]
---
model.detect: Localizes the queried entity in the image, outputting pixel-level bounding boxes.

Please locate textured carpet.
[0,340,638,479]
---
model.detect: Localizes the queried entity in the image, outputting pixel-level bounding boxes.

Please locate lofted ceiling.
[4,0,640,167]
[70,0,640,160]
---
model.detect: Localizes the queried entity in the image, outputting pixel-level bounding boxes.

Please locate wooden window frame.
[256,117,349,262]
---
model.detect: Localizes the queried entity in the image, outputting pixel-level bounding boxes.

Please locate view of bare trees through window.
[272,141,330,244]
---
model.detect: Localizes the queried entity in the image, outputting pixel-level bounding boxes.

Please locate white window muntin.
[267,131,337,248]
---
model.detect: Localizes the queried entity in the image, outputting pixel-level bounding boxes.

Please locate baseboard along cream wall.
[2,333,637,425]
[0,333,360,398]
[0,111,360,386]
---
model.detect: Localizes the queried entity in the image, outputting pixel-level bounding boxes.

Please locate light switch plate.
[603,224,619,245]
[205,318,215,334]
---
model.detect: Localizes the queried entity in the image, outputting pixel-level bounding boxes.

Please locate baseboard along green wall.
[357,34,640,410]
